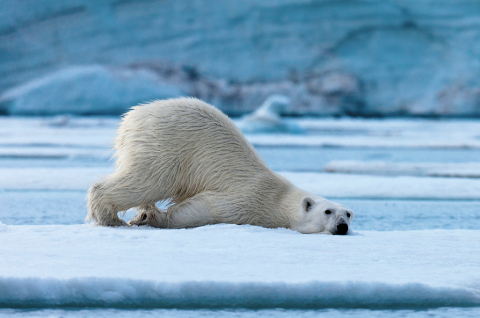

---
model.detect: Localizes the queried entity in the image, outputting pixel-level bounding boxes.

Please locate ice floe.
[324,161,480,178]
[0,225,479,308]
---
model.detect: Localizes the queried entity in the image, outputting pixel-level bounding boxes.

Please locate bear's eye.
[346,212,351,218]
[325,210,332,215]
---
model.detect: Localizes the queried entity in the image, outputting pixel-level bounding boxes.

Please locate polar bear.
[87,97,354,234]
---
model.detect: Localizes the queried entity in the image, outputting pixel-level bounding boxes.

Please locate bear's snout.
[336,223,348,235]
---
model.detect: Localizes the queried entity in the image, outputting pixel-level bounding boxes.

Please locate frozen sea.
[0,116,479,317]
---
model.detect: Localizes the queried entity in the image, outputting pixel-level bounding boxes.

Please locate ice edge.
[1,278,479,309]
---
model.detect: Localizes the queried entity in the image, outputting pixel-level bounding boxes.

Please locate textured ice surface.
[0,225,479,308]
[2,1,480,116]
[0,66,185,116]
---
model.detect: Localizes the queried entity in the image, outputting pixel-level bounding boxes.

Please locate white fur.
[86,97,354,234]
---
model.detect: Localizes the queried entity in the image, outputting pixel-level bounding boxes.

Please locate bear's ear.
[302,197,314,212]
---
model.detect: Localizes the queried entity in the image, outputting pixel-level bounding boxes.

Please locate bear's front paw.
[128,212,149,226]
[129,209,167,228]
[103,218,128,227]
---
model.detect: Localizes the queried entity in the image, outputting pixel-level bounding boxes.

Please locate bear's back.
[114,98,272,201]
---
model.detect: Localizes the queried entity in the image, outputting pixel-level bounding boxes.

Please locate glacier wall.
[1,0,480,116]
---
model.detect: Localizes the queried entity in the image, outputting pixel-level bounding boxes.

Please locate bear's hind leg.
[87,181,128,226]
[87,172,164,226]
[128,204,166,228]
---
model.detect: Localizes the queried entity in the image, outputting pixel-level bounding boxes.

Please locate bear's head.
[295,196,354,234]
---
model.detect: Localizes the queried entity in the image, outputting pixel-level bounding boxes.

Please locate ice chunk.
[236,95,303,133]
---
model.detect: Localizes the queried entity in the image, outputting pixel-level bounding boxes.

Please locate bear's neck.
[251,171,304,230]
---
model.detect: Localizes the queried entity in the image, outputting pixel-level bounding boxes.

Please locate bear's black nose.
[336,223,348,235]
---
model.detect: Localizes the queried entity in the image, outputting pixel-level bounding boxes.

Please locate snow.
[0,167,111,190]
[0,224,479,308]
[0,118,117,148]
[324,161,480,178]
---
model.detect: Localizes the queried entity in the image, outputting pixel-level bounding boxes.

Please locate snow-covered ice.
[1,117,480,149]
[0,224,479,308]
[1,116,479,313]
[0,167,111,190]
[0,147,112,161]
[1,167,479,200]
[282,172,480,200]
[246,118,480,148]
[246,134,480,149]
[324,161,480,178]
